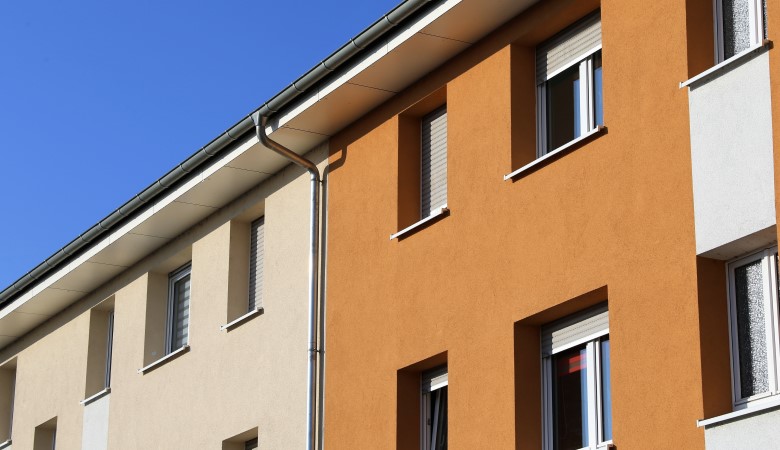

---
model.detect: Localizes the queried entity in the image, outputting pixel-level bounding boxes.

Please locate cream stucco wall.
[0,143,327,449]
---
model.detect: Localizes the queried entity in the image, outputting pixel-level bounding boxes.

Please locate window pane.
[553,344,589,450]
[722,0,752,59]
[600,337,612,442]
[593,52,603,127]
[428,387,448,450]
[171,274,191,351]
[734,259,769,398]
[546,65,580,152]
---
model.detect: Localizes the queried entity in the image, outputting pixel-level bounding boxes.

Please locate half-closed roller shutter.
[169,267,191,352]
[421,106,447,217]
[541,303,608,357]
[536,12,601,84]
[249,216,265,312]
[422,366,448,393]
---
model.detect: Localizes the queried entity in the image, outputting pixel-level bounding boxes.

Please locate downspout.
[251,112,321,450]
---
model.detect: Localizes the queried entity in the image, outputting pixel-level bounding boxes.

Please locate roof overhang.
[0,0,538,348]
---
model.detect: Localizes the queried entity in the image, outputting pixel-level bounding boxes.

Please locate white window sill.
[504,126,605,180]
[80,387,111,406]
[0,439,11,449]
[390,206,449,240]
[220,307,264,331]
[697,395,780,427]
[138,345,190,374]
[680,40,772,88]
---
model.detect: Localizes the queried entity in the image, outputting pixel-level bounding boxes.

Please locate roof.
[0,0,538,347]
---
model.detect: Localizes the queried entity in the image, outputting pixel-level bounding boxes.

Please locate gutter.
[252,113,321,450]
[0,0,440,309]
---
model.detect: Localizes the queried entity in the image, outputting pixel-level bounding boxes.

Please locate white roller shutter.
[421,106,447,217]
[248,216,265,312]
[536,12,601,84]
[422,366,448,393]
[541,303,608,357]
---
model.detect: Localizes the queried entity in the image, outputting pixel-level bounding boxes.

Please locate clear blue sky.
[0,0,399,289]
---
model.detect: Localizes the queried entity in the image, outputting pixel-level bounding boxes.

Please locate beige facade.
[0,141,326,449]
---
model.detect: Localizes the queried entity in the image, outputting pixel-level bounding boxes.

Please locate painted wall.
[689,51,776,259]
[0,144,326,449]
[325,0,709,449]
[704,407,780,450]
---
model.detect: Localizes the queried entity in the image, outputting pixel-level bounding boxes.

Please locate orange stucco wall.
[325,0,711,448]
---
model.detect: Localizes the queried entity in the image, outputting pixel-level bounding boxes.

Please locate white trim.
[220,307,264,331]
[680,40,770,88]
[698,394,780,427]
[506,127,603,180]
[137,345,190,374]
[165,263,192,354]
[542,45,603,83]
[80,387,111,406]
[0,439,11,450]
[389,206,449,240]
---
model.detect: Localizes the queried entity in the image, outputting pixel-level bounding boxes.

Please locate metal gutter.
[0,0,439,309]
[252,113,321,450]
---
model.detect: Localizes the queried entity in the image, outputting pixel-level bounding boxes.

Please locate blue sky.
[0,0,399,289]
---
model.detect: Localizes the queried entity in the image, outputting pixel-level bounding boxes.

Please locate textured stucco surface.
[0,145,326,449]
[704,407,780,450]
[689,51,776,258]
[325,0,708,448]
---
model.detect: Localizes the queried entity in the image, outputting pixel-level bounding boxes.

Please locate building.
[2,0,780,449]
[0,116,328,446]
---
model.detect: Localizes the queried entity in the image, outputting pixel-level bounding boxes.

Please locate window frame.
[420,105,448,220]
[421,366,448,450]
[165,263,192,355]
[714,0,766,63]
[726,246,780,409]
[542,309,612,450]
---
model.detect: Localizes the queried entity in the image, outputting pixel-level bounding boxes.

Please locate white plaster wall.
[689,52,776,259]
[705,407,780,450]
[81,394,109,450]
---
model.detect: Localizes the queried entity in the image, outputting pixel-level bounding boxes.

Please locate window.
[715,0,767,61]
[84,307,113,400]
[542,304,612,450]
[421,106,447,218]
[248,216,265,313]
[33,417,56,450]
[0,360,15,445]
[536,12,603,156]
[421,366,447,450]
[244,438,258,450]
[727,247,780,408]
[166,263,191,354]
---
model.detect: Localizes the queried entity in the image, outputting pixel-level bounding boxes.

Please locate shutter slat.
[536,12,601,84]
[249,217,265,312]
[422,366,448,393]
[421,106,448,216]
[541,303,608,356]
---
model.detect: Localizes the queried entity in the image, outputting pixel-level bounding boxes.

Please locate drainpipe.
[251,113,321,450]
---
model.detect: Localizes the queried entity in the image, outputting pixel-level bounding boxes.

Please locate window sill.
[220,307,264,331]
[697,395,780,427]
[680,40,772,89]
[80,387,111,406]
[137,345,190,374]
[0,439,11,449]
[504,126,605,181]
[389,207,449,240]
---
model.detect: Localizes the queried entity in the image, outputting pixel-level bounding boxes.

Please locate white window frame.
[714,0,766,63]
[165,263,192,355]
[542,318,611,450]
[536,47,602,158]
[104,311,114,389]
[421,366,447,450]
[726,247,780,409]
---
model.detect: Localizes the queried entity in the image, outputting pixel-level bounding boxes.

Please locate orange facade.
[324,0,744,448]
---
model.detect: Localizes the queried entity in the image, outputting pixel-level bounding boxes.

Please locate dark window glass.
[553,344,589,450]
